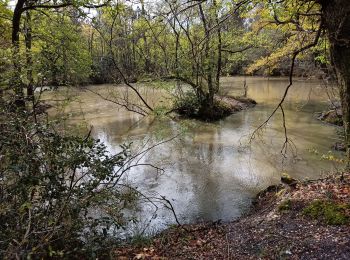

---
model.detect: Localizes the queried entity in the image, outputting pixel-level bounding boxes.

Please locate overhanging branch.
[250,21,323,156]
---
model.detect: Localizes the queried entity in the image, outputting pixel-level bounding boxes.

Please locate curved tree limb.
[250,22,323,156]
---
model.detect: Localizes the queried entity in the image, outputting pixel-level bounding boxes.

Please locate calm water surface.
[46,77,343,235]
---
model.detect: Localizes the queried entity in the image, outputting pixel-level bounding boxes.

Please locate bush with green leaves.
[173,91,233,120]
[173,91,201,117]
[0,109,139,258]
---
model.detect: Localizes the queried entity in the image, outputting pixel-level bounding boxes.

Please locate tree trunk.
[140,0,151,74]
[214,0,222,93]
[321,0,350,163]
[12,0,26,108]
[24,10,34,102]
[198,3,214,111]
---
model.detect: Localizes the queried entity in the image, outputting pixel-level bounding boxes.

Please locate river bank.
[114,173,350,259]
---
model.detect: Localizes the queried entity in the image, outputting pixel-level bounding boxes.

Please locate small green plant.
[278,199,292,212]
[303,200,350,225]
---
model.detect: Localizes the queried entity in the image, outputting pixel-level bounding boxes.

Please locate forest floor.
[113,173,350,259]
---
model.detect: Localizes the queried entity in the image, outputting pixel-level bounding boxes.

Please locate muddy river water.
[46,76,343,235]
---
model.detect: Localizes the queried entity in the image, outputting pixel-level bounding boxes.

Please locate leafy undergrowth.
[113,173,350,259]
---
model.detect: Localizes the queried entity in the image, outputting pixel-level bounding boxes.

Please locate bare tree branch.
[84,88,148,116]
[250,22,323,156]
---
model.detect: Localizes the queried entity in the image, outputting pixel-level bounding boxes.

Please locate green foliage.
[278,199,292,212]
[174,91,233,120]
[152,106,170,117]
[0,0,11,47]
[35,11,92,85]
[303,200,350,225]
[174,92,201,117]
[245,0,325,76]
[0,48,11,87]
[0,1,12,88]
[0,109,139,258]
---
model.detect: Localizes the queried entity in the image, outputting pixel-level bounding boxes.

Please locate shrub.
[0,109,138,258]
[174,92,233,120]
[173,92,201,117]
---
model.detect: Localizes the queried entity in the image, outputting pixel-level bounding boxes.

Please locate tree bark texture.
[321,0,350,163]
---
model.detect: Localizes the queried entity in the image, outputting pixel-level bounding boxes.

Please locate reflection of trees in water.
[192,127,221,220]
[222,77,332,104]
[52,80,339,227]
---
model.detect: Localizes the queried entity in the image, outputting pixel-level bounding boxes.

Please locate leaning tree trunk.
[321,0,350,164]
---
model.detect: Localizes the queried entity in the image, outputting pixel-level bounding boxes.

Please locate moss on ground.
[303,200,350,225]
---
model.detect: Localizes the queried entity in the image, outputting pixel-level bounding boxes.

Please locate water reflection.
[46,77,342,234]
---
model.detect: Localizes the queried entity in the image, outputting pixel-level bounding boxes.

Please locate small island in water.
[1,0,350,259]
